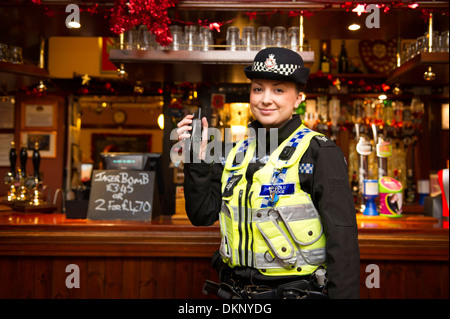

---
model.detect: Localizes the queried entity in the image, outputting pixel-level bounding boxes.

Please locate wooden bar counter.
[0,204,448,299]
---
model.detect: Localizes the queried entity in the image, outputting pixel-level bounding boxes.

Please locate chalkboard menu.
[87,170,158,221]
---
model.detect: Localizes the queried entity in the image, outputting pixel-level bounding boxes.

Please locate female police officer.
[177,47,360,299]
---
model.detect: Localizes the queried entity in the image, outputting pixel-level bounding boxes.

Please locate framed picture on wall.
[0,98,15,129]
[21,131,57,158]
[21,101,57,130]
[0,133,15,167]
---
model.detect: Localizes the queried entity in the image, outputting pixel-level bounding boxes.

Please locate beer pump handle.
[20,143,27,178]
[9,141,17,175]
[371,123,377,145]
[32,142,41,180]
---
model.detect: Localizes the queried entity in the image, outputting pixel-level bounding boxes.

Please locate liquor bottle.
[317,95,328,124]
[411,97,424,119]
[353,99,364,124]
[383,99,394,126]
[405,168,416,204]
[393,101,403,124]
[374,100,384,123]
[402,103,412,124]
[393,168,399,180]
[329,96,340,128]
[320,40,331,73]
[338,40,348,74]
[329,96,340,140]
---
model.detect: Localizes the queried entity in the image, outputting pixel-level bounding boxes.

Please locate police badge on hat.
[264,54,277,70]
[244,47,310,87]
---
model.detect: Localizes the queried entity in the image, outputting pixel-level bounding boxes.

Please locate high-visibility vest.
[219,124,327,277]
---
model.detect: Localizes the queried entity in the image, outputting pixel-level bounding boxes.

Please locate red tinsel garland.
[109,0,179,46]
[29,0,445,45]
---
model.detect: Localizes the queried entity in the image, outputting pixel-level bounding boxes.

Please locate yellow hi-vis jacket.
[219,124,327,277]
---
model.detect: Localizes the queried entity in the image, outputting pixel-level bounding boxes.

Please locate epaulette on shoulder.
[313,135,334,147]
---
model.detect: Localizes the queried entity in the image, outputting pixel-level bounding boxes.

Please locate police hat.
[244,47,310,87]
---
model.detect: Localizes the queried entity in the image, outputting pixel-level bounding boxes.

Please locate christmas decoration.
[81,74,91,86]
[27,1,446,40]
[352,4,366,16]
[359,39,397,74]
[109,0,179,46]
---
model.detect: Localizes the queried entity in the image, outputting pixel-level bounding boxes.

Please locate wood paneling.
[0,256,218,299]
[360,260,449,299]
[0,211,447,299]
[1,255,447,299]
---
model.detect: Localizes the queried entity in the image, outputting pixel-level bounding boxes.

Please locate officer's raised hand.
[176,114,209,161]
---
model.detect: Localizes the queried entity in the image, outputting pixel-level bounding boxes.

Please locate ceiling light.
[392,84,402,95]
[65,4,81,29]
[67,21,81,29]
[158,113,164,130]
[134,81,144,94]
[348,24,361,31]
[36,80,47,93]
[117,63,127,79]
[423,65,436,81]
[442,103,449,130]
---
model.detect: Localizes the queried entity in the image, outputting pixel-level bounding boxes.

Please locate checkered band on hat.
[252,61,301,76]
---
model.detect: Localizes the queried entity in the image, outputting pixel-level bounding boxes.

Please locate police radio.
[191,108,202,160]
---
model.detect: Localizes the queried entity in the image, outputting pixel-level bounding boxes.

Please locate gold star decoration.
[81,74,91,86]
[333,78,341,91]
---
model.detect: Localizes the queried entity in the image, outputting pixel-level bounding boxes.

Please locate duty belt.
[203,272,328,299]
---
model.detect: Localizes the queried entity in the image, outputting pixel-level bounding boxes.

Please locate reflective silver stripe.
[256,215,295,261]
[254,248,325,270]
[221,203,251,267]
[219,206,232,260]
[277,205,323,246]
[252,204,317,222]
[254,252,301,270]
[299,247,326,265]
[251,204,326,269]
[275,203,318,220]
[219,236,231,259]
[221,202,231,218]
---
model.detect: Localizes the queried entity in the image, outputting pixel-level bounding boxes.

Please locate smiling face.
[249,78,303,129]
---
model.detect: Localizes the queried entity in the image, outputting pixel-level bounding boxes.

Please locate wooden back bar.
[0,208,448,299]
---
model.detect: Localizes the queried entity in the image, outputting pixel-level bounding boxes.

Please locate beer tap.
[376,135,392,180]
[32,141,41,181]
[3,141,17,202]
[355,123,373,212]
[17,143,29,201]
[10,141,17,178]
[20,143,27,179]
[30,142,46,206]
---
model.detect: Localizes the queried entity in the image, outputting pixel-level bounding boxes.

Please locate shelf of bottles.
[294,91,427,213]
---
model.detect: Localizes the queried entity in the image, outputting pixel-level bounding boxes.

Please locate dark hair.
[296,83,305,93]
